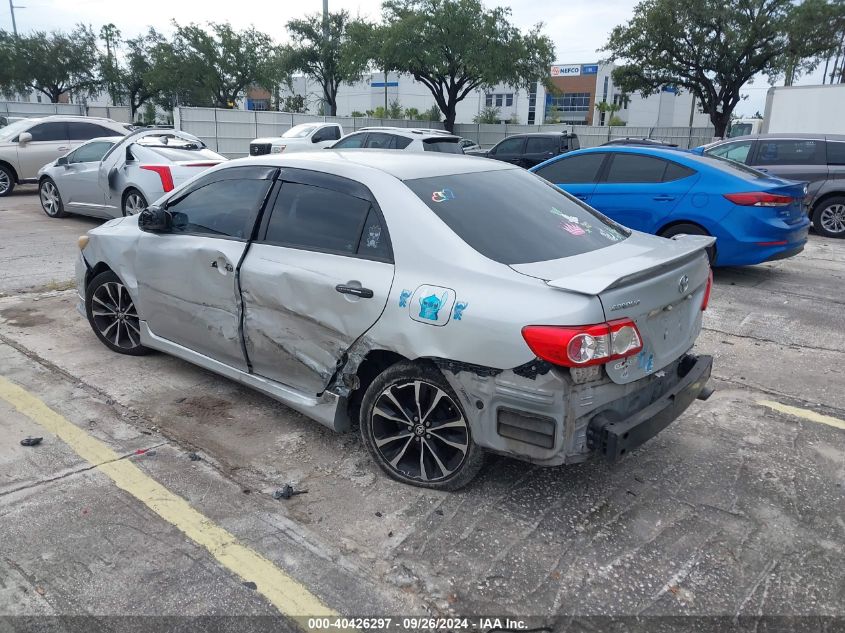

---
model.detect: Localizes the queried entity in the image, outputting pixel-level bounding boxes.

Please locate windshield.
[0,119,36,141]
[136,134,206,150]
[404,168,629,265]
[697,153,772,179]
[729,123,752,138]
[282,124,320,139]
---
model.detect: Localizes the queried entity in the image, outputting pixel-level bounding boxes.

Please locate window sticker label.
[408,285,456,326]
[453,301,468,321]
[365,224,382,248]
[431,188,456,203]
[637,350,654,373]
[561,222,585,236]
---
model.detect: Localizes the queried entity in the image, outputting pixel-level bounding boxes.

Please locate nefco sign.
[551,65,581,77]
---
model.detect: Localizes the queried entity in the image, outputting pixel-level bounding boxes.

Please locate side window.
[525,136,558,154]
[357,207,391,260]
[364,133,398,149]
[264,182,374,255]
[332,133,367,149]
[706,140,752,163]
[492,137,524,155]
[394,136,412,149]
[605,153,670,184]
[827,141,845,165]
[328,126,341,141]
[70,141,114,163]
[27,122,68,142]
[166,178,271,239]
[663,161,696,182]
[568,136,580,150]
[754,140,823,166]
[68,122,117,140]
[534,153,606,184]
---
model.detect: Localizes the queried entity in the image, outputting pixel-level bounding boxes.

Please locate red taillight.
[723,192,792,207]
[521,318,643,368]
[140,165,174,192]
[701,268,713,311]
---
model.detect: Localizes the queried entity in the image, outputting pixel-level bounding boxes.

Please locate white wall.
[622,90,711,128]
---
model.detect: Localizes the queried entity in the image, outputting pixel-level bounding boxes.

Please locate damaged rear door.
[240,170,394,395]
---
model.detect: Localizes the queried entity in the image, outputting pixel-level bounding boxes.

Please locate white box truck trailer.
[762,84,845,134]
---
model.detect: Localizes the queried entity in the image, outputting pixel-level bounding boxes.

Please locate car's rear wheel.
[85,270,150,356]
[122,189,147,216]
[0,164,14,197]
[359,361,484,490]
[660,223,715,264]
[39,178,67,218]
[812,196,845,238]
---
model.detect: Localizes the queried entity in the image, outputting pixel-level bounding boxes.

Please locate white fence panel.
[86,105,132,123]
[1,101,84,118]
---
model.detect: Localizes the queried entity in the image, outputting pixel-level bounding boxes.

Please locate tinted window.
[535,153,605,184]
[706,140,752,163]
[357,207,391,260]
[394,136,412,149]
[568,136,580,150]
[828,141,845,165]
[364,133,397,149]
[525,136,558,154]
[492,137,523,155]
[27,122,67,142]
[605,153,672,183]
[68,122,117,140]
[332,133,366,149]
[423,138,461,153]
[755,139,823,166]
[264,182,372,255]
[404,169,628,265]
[312,126,341,142]
[663,161,696,182]
[70,141,114,163]
[166,179,271,239]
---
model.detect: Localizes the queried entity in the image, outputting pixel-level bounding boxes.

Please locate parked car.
[0,115,26,129]
[0,115,132,197]
[465,132,580,168]
[697,134,845,238]
[602,137,679,148]
[531,146,810,267]
[459,138,481,152]
[76,151,714,490]
[249,122,343,156]
[38,129,226,219]
[329,127,463,153]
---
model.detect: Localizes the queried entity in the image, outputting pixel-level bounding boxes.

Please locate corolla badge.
[678,274,690,294]
[610,299,640,311]
[419,292,448,320]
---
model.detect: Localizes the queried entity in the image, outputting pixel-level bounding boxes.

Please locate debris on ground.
[242,581,257,590]
[134,448,156,456]
[272,484,308,500]
[20,436,43,447]
[187,452,202,461]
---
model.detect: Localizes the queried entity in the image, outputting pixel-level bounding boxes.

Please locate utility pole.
[322,0,330,116]
[8,0,19,36]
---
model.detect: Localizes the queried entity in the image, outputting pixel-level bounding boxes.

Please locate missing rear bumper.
[586,354,713,461]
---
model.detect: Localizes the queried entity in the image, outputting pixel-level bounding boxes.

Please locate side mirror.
[57,156,69,167]
[18,132,32,146]
[138,206,171,232]
[107,166,119,190]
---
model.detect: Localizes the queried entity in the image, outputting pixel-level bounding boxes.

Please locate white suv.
[330,127,463,153]
[0,115,132,196]
[249,122,343,156]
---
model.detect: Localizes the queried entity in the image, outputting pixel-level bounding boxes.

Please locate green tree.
[603,0,842,137]
[594,100,621,126]
[377,0,554,132]
[0,25,101,102]
[99,24,122,106]
[386,99,403,119]
[473,105,501,123]
[282,94,307,113]
[351,110,367,117]
[285,11,370,116]
[169,22,287,109]
[122,29,169,119]
[420,104,441,122]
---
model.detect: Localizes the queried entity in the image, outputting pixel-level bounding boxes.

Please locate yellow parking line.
[0,376,337,622]
[758,400,845,430]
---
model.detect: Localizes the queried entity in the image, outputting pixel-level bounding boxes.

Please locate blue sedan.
[530,146,810,266]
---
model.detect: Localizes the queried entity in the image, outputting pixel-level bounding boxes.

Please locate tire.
[0,164,15,197]
[122,189,147,216]
[812,196,845,238]
[85,270,151,356]
[39,177,67,218]
[660,223,715,264]
[359,361,484,490]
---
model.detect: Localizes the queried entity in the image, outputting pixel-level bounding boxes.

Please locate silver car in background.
[76,151,714,490]
[38,129,226,219]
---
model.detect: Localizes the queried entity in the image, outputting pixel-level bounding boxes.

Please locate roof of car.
[18,114,125,124]
[351,127,458,139]
[715,133,845,142]
[232,149,512,180]
[502,132,576,138]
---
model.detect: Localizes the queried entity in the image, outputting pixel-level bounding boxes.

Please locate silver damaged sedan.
[75,151,715,490]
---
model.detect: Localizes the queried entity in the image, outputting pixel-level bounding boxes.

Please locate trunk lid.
[511,232,713,384]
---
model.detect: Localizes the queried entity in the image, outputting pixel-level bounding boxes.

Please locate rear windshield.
[423,138,463,154]
[696,153,771,179]
[282,124,319,138]
[404,168,628,265]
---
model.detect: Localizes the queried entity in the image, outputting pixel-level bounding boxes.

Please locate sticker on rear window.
[431,188,455,203]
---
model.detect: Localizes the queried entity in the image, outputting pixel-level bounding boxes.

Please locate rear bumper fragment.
[586,354,712,461]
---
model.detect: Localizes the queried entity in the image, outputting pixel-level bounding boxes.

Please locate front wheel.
[85,270,150,356]
[0,164,14,197]
[812,196,845,238]
[39,178,67,218]
[359,361,484,490]
[122,189,147,216]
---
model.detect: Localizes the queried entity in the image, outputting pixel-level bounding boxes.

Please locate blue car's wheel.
[660,223,715,264]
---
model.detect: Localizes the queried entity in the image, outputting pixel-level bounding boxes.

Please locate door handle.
[653,195,676,201]
[211,260,234,273]
[58,146,70,151]
[335,284,374,298]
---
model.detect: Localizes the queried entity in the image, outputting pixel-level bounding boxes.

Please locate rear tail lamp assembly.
[723,192,792,207]
[140,164,174,192]
[522,319,643,368]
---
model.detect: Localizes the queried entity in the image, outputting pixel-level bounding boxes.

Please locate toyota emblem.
[678,274,690,294]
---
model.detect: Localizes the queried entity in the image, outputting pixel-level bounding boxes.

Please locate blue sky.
[3,0,829,117]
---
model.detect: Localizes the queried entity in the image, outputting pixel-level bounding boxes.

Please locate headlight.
[271,145,285,153]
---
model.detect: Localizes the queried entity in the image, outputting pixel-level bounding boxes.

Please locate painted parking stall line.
[0,375,337,623]
[758,399,845,430]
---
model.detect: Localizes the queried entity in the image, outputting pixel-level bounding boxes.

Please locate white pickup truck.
[249,122,343,156]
